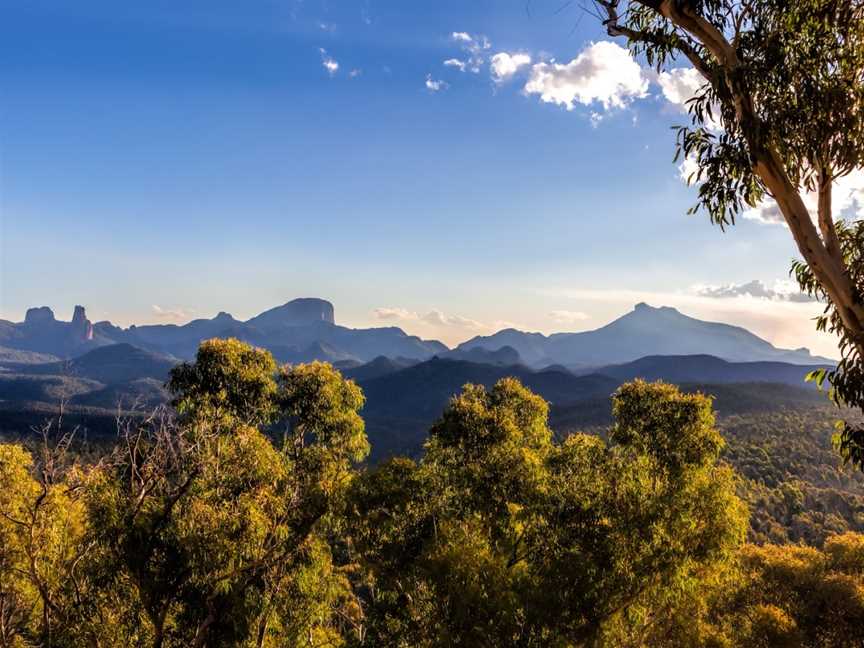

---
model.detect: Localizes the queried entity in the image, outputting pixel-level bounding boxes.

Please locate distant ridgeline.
[0,298,832,367]
[0,298,857,545]
[0,297,836,451]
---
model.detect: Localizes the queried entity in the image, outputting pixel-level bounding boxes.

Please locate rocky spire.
[71,305,94,341]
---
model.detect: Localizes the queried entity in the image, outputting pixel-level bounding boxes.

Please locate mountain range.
[0,296,835,460]
[0,298,446,364]
[0,298,833,368]
[457,302,830,367]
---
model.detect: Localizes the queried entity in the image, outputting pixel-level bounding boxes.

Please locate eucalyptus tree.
[349,378,746,646]
[597,0,864,463]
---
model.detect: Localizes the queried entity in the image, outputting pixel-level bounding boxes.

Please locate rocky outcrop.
[71,305,94,341]
[245,298,336,330]
[24,306,56,325]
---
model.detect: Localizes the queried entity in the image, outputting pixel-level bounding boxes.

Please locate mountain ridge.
[0,299,835,368]
[459,302,832,367]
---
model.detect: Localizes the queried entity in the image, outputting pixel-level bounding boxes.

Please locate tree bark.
[619,0,864,357]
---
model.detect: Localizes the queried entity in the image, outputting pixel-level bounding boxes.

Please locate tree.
[82,342,368,647]
[168,337,278,428]
[711,533,864,646]
[349,378,747,646]
[0,428,92,647]
[597,0,864,464]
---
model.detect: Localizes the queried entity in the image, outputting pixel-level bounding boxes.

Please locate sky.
[0,0,855,358]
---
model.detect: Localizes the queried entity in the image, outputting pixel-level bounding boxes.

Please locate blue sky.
[0,0,840,356]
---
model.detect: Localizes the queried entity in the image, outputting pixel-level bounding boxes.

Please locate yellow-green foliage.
[2,340,862,647]
[0,443,88,646]
[701,533,864,647]
[349,379,748,646]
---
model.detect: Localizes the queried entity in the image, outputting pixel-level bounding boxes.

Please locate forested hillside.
[1,339,862,647]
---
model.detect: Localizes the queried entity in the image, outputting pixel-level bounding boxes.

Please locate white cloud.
[658,67,706,108]
[373,307,419,321]
[373,307,484,330]
[659,68,864,227]
[444,58,467,72]
[349,68,362,78]
[523,41,648,111]
[549,310,590,324]
[490,52,531,83]
[319,48,339,76]
[694,279,816,303]
[421,309,485,330]
[678,153,702,185]
[659,66,723,132]
[449,31,491,73]
[151,305,196,322]
[425,74,448,92]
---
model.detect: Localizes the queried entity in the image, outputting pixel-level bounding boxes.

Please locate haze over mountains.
[457,302,830,367]
[0,297,836,461]
[0,298,446,364]
[0,298,832,367]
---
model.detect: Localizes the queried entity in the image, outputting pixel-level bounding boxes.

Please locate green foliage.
[0,340,368,647]
[794,220,864,468]
[620,0,864,227]
[6,341,864,646]
[605,0,864,469]
[168,338,278,428]
[708,535,864,646]
[721,407,864,545]
[349,378,747,646]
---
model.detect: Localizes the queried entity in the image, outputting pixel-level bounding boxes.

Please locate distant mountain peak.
[246,298,336,330]
[633,302,679,315]
[25,306,56,324]
[459,302,831,367]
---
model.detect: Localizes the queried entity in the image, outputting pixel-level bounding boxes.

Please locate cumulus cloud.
[523,41,648,111]
[443,58,467,71]
[678,153,702,185]
[449,31,491,73]
[348,68,362,78]
[425,74,448,92]
[658,66,724,133]
[373,307,484,330]
[694,279,816,303]
[319,48,339,76]
[373,307,419,321]
[490,52,531,83]
[151,305,196,322]
[657,67,706,109]
[549,310,590,324]
[421,310,485,330]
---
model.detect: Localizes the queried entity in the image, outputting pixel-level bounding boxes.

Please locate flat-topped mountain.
[0,305,107,358]
[1,299,446,363]
[1,299,835,369]
[245,298,335,330]
[458,302,833,368]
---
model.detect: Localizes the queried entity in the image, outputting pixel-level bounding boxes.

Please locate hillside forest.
[2,338,864,648]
